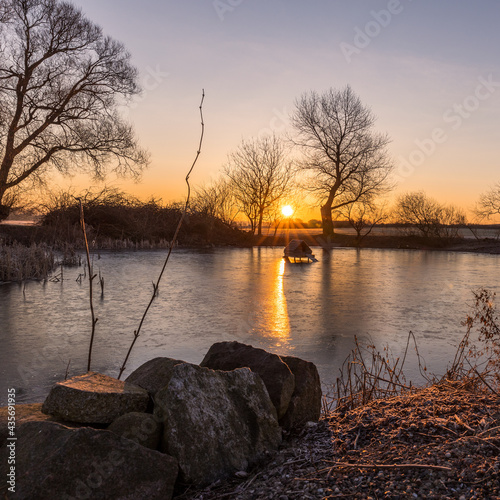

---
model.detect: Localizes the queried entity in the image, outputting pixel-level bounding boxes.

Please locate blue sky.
[70,0,500,219]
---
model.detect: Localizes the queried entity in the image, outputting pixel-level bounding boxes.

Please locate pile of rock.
[1,341,322,499]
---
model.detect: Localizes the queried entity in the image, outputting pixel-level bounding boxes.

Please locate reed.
[0,242,55,282]
[325,332,430,415]
[77,199,99,373]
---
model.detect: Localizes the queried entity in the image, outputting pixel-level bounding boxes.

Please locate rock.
[279,355,322,429]
[125,357,186,396]
[200,341,295,419]
[0,403,87,447]
[154,363,281,486]
[108,412,162,450]
[2,421,178,500]
[1,403,51,447]
[42,372,149,424]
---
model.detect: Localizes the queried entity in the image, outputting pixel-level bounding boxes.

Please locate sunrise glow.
[282,205,294,217]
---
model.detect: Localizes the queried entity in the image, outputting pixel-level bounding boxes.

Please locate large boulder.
[108,412,162,450]
[42,372,149,424]
[200,341,295,419]
[125,357,186,396]
[154,363,282,486]
[280,355,322,429]
[1,421,178,500]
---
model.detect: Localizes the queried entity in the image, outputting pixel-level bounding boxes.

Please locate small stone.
[235,471,249,478]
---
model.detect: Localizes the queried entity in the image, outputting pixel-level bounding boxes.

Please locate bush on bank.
[39,189,252,248]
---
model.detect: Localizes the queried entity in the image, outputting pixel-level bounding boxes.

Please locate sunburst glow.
[282,205,294,217]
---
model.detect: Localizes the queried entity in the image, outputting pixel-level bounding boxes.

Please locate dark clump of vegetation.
[24,188,252,249]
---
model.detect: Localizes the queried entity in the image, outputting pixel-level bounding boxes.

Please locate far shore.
[256,230,500,255]
[1,221,500,255]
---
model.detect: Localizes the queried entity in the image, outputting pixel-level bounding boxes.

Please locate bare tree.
[291,85,393,238]
[193,176,238,227]
[394,191,466,238]
[334,196,389,242]
[225,134,295,236]
[474,182,500,220]
[0,0,149,220]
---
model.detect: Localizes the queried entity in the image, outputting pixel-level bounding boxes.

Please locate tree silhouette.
[0,0,148,219]
[292,85,393,238]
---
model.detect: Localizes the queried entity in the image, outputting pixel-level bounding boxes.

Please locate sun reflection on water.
[267,258,290,347]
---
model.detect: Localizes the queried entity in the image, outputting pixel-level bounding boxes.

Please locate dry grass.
[324,289,500,421]
[0,242,55,282]
[324,332,431,415]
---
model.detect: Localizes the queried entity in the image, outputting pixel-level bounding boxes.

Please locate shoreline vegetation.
[1,217,500,283]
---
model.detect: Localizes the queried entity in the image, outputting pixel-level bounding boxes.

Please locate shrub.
[40,187,252,248]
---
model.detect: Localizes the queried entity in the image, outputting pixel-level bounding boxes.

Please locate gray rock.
[200,341,295,419]
[125,357,186,396]
[108,412,162,450]
[4,421,178,500]
[154,363,282,486]
[280,355,322,429]
[42,372,149,424]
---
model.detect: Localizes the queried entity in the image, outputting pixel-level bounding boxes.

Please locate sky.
[68,0,500,221]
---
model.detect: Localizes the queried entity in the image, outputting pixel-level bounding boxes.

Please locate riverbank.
[3,376,498,498]
[178,380,500,499]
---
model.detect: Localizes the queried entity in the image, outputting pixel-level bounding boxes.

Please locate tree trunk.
[256,206,266,236]
[321,204,334,239]
[0,186,11,221]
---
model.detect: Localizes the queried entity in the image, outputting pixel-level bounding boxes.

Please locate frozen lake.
[1,246,499,405]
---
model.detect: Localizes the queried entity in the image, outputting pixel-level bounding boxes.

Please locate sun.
[281,205,294,217]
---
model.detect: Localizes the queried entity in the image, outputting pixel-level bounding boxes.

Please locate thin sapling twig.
[118,90,205,379]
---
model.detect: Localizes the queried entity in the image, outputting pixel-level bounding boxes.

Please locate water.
[1,246,499,405]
